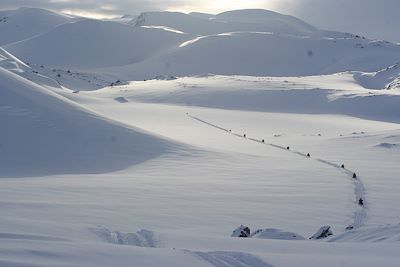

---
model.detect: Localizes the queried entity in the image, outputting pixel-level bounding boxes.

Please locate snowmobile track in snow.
[188,114,367,230]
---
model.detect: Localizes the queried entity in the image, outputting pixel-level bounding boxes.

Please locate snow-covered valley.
[0,7,400,267]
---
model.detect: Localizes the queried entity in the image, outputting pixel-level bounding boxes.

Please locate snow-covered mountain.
[0,7,73,46]
[3,8,399,80]
[1,6,400,267]
[107,32,400,80]
[6,19,188,69]
[133,9,316,35]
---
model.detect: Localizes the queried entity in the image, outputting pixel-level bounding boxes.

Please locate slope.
[6,19,188,70]
[0,66,174,177]
[0,47,120,91]
[0,7,72,46]
[133,9,316,35]
[215,9,316,33]
[107,32,400,80]
[6,8,400,79]
[354,63,400,89]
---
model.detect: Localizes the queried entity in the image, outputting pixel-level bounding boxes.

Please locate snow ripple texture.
[189,251,275,267]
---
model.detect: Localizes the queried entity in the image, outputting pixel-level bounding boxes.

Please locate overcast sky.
[0,0,399,43]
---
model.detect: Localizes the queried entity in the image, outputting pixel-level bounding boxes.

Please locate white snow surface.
[108,33,400,79]
[0,66,175,177]
[3,8,400,79]
[6,19,188,69]
[0,7,400,267]
[0,7,73,46]
[354,63,400,90]
[133,9,316,35]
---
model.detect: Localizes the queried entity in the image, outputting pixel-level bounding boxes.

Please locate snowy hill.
[1,6,400,267]
[132,9,316,35]
[2,8,399,80]
[0,7,72,46]
[4,8,400,80]
[0,66,174,177]
[0,47,115,90]
[188,12,214,19]
[105,31,400,80]
[215,9,316,33]
[0,47,29,73]
[355,63,400,90]
[6,19,188,70]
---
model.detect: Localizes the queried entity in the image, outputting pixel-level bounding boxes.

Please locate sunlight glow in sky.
[167,0,276,14]
[61,9,117,19]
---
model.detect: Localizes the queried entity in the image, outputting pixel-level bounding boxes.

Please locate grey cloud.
[272,0,400,42]
[0,0,184,16]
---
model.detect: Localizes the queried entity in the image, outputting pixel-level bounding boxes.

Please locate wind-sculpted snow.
[190,251,275,267]
[329,224,400,242]
[0,67,175,177]
[0,232,68,242]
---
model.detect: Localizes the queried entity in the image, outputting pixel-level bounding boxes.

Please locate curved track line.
[188,113,367,230]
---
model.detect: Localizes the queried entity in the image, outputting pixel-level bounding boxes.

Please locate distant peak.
[217,9,279,14]
[14,7,72,18]
[121,14,135,19]
[17,7,54,13]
